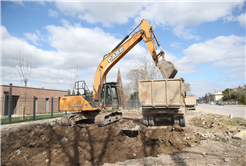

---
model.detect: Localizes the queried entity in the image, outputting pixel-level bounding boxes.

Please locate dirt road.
[1,109,246,166]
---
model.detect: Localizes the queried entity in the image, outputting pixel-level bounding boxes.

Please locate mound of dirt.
[1,120,197,166]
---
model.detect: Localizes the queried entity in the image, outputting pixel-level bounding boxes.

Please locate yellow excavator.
[59,19,178,126]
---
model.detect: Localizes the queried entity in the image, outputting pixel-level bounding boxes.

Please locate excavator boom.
[92,19,177,101]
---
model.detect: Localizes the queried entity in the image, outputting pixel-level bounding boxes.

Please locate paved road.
[196,104,246,119]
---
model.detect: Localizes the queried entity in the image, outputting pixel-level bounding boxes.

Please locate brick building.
[1,85,67,116]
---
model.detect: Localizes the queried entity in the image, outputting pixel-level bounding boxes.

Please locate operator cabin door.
[105,86,112,107]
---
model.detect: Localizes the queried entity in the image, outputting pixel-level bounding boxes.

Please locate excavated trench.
[1,118,200,166]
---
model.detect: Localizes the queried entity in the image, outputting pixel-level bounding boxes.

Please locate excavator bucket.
[157,59,178,79]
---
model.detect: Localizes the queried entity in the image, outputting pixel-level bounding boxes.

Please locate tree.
[234,85,246,101]
[70,66,79,92]
[240,94,246,104]
[222,88,235,101]
[14,50,32,118]
[126,56,160,93]
[130,91,138,100]
[123,83,132,100]
[184,82,191,95]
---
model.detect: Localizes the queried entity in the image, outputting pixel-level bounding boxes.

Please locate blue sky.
[1,0,245,98]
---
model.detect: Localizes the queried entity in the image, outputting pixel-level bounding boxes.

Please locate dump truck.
[185,96,197,110]
[138,78,186,127]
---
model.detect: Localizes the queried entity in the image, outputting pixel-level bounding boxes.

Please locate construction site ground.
[1,106,246,166]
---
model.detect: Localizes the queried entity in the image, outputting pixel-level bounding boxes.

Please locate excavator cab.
[101,82,119,108]
[74,81,119,109]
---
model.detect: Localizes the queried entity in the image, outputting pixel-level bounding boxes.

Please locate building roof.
[1,85,67,92]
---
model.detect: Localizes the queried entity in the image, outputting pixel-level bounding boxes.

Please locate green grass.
[206,117,245,126]
[1,113,66,125]
[206,117,213,123]
[218,119,245,126]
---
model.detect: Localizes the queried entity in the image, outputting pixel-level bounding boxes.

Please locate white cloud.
[23,31,41,46]
[2,24,149,91]
[55,1,244,38]
[236,12,246,28]
[136,2,244,39]
[225,12,245,28]
[55,2,146,26]
[174,35,245,75]
[170,42,181,49]
[173,26,200,40]
[10,0,25,6]
[48,9,59,18]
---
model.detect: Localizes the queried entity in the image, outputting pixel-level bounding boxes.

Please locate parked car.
[217,101,224,106]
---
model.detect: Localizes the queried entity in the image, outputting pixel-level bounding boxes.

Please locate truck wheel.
[143,116,148,126]
[148,116,155,126]
[174,117,179,125]
[179,116,186,127]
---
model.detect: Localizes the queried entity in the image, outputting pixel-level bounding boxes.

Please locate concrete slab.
[232,130,246,140]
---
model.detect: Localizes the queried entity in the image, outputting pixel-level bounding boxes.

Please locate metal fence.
[1,96,66,125]
[1,84,141,125]
[121,100,141,110]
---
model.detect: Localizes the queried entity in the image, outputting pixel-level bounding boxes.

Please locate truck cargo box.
[185,96,196,106]
[138,78,185,108]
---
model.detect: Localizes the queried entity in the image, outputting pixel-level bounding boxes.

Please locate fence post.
[33,96,36,121]
[51,97,53,118]
[8,83,12,124]
[4,91,9,116]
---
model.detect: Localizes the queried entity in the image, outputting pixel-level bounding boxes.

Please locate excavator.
[59,19,178,126]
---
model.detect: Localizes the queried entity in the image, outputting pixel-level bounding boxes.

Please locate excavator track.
[60,111,122,127]
[95,111,122,126]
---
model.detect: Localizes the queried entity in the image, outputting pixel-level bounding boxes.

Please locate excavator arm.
[92,19,177,101]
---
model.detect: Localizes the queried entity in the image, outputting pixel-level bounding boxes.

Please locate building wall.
[210,91,224,102]
[1,85,67,116]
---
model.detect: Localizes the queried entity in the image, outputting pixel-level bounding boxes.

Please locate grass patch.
[1,113,66,125]
[206,117,213,123]
[219,119,245,126]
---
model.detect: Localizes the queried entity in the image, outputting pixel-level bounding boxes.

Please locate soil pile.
[1,120,196,166]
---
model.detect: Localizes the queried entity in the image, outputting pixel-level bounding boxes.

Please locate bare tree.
[126,56,160,92]
[184,82,191,95]
[14,50,32,118]
[123,83,132,100]
[69,66,79,94]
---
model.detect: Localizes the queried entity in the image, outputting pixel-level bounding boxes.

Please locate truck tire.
[148,116,155,126]
[174,117,179,125]
[143,116,148,126]
[179,116,186,127]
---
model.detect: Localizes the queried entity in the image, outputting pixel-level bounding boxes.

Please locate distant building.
[1,85,67,116]
[210,91,224,102]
